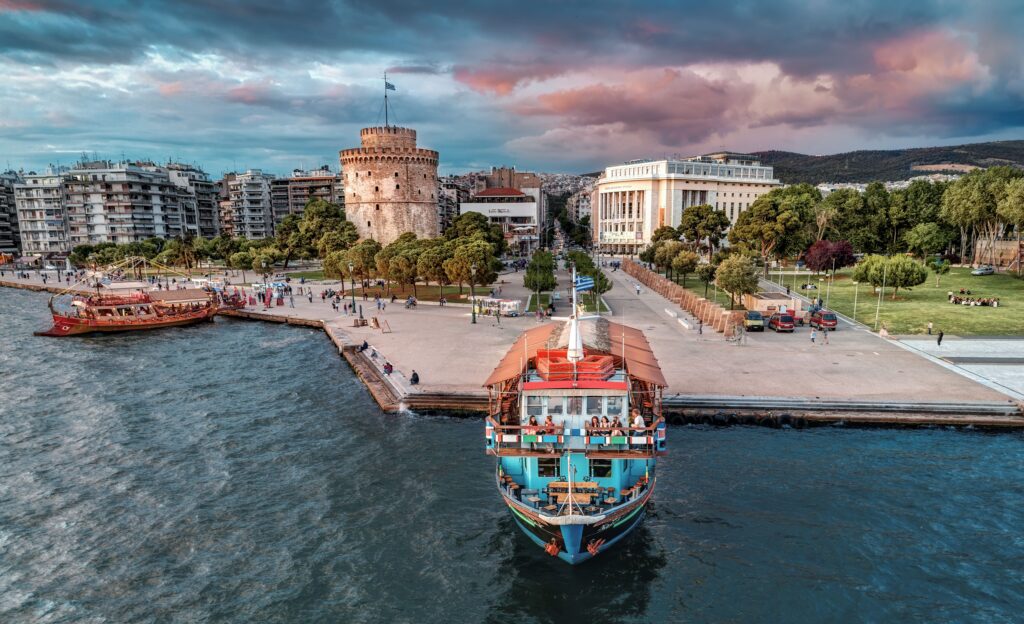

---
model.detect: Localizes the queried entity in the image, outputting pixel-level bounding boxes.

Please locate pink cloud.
[515,68,754,144]
[225,82,275,105]
[0,0,43,11]
[158,81,185,97]
[453,62,566,95]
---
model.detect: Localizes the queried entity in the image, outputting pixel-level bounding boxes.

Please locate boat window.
[586,396,603,416]
[590,459,612,478]
[567,396,582,415]
[538,458,560,477]
[547,397,565,416]
[526,396,544,417]
[606,396,624,417]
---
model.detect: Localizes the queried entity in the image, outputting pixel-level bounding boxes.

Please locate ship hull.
[501,482,653,565]
[35,308,217,337]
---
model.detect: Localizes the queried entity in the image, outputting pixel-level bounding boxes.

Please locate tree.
[649,226,679,245]
[941,175,984,264]
[417,241,454,288]
[851,255,887,289]
[524,250,557,293]
[315,221,359,258]
[345,239,382,282]
[813,199,837,242]
[715,255,759,309]
[678,205,730,259]
[943,167,1024,265]
[228,251,252,282]
[654,240,685,277]
[323,249,350,280]
[671,250,699,287]
[728,184,818,276]
[444,239,497,294]
[904,222,950,258]
[997,177,1024,276]
[804,240,855,275]
[885,255,928,299]
[826,188,881,253]
[445,211,505,256]
[274,213,307,268]
[928,258,951,286]
[696,263,717,298]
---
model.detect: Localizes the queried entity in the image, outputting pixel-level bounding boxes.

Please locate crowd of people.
[948,289,1001,307]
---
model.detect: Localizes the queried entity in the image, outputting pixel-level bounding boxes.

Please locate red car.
[768,313,795,332]
[809,310,838,330]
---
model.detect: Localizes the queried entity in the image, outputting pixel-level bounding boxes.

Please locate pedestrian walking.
[810,328,817,345]
[927,321,933,335]
[937,330,944,347]
[698,319,703,335]
[289,295,294,308]
[822,329,829,345]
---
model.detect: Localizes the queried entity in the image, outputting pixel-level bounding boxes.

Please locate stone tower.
[339,126,439,244]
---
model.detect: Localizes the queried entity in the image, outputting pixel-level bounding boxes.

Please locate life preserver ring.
[587,538,606,556]
[544,539,561,557]
[60,325,70,331]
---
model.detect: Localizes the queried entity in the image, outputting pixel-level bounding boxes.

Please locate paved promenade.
[1,268,1016,405]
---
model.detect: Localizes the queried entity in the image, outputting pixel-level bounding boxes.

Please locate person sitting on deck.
[359,340,369,352]
[610,417,624,437]
[631,409,646,430]
[526,416,540,450]
[589,416,600,432]
[410,370,419,385]
[599,416,610,431]
[383,362,393,375]
[543,414,557,452]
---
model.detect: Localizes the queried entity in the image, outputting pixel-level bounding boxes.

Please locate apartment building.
[219,170,275,239]
[161,163,220,238]
[270,166,344,226]
[0,171,21,254]
[15,171,70,254]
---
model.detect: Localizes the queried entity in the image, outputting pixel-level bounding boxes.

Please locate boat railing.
[485,416,666,456]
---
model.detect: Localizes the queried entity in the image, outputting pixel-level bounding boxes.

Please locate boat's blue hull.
[503,491,650,564]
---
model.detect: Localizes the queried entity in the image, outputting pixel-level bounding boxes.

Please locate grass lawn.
[663,272,746,310]
[286,270,326,281]
[768,267,1024,336]
[527,292,609,313]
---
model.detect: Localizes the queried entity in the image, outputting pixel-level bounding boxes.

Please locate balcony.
[485,416,666,458]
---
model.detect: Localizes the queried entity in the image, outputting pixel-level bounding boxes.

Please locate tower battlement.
[360,126,418,149]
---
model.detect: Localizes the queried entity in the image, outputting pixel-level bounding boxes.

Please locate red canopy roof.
[474,187,525,197]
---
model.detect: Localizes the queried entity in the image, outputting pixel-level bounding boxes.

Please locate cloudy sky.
[1,0,1023,176]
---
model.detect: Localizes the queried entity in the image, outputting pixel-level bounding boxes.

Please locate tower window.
[375,186,379,192]
[376,204,380,210]
[367,221,371,227]
[395,172,399,177]
[367,171,372,177]
[395,184,400,190]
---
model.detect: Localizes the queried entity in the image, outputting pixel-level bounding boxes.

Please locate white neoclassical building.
[593,152,781,255]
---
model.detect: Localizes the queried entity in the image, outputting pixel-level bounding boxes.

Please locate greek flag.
[575,276,595,292]
[385,81,397,91]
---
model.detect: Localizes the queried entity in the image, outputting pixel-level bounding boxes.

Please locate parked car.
[809,310,838,330]
[971,265,995,276]
[743,310,765,331]
[43,264,57,270]
[768,313,795,332]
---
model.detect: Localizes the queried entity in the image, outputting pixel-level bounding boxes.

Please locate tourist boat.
[484,274,667,564]
[35,280,219,337]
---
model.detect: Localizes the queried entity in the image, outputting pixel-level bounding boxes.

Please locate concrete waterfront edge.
[4,279,1022,426]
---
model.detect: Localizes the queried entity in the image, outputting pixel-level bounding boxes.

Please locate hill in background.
[754,140,1024,184]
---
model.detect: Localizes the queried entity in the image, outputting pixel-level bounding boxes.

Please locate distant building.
[439,176,469,234]
[567,189,591,224]
[0,171,22,254]
[467,166,547,253]
[459,187,540,256]
[62,161,188,247]
[270,166,345,226]
[219,170,275,240]
[14,171,68,254]
[340,126,439,244]
[160,163,220,238]
[594,152,781,255]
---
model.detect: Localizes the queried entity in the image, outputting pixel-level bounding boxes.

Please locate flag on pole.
[575,276,595,292]
[385,81,396,91]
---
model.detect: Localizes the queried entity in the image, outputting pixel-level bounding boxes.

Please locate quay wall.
[5,279,1021,427]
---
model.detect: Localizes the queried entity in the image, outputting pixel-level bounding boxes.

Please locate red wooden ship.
[35,284,218,337]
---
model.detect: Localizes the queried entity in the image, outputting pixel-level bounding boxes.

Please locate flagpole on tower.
[384,72,389,127]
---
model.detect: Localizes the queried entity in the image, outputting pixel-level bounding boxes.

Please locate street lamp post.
[261,260,268,309]
[874,261,888,331]
[852,281,859,323]
[348,262,357,318]
[470,262,478,324]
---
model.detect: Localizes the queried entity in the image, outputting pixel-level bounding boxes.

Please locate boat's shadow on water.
[483,507,667,624]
